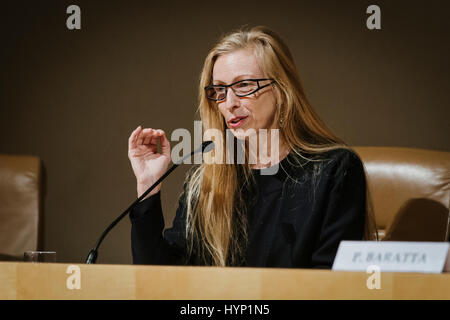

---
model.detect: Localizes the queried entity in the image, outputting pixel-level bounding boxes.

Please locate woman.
[128,26,378,268]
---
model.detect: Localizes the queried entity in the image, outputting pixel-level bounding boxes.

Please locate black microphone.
[85,140,215,264]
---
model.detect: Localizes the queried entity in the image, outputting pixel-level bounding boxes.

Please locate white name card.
[332,241,450,273]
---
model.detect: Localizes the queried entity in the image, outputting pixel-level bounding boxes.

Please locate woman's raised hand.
[128,126,171,198]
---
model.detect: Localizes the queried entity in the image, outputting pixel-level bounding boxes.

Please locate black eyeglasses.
[204,78,275,101]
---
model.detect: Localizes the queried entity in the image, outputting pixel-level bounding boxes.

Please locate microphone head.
[202,140,215,153]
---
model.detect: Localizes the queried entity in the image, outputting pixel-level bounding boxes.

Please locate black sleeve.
[310,150,367,268]
[129,191,188,265]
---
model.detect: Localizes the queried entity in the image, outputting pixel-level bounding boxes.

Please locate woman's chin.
[229,126,258,141]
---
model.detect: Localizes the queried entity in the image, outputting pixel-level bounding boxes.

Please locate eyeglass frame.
[204,78,275,101]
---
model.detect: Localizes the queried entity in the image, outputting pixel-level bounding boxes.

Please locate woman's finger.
[160,130,171,157]
[142,128,154,145]
[137,128,153,146]
[128,126,142,150]
[149,130,161,146]
[135,130,142,146]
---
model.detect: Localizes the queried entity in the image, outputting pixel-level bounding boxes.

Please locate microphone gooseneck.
[85,140,214,264]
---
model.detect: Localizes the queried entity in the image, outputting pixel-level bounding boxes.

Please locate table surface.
[1,262,449,299]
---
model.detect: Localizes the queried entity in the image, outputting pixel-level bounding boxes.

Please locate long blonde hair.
[184,26,377,266]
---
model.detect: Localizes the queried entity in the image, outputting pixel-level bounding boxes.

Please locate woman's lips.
[228,116,248,128]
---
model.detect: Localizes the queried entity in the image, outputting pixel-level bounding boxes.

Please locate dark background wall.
[1,0,448,264]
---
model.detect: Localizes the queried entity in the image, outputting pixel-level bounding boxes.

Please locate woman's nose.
[225,88,240,110]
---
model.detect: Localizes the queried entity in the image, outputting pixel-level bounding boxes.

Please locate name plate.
[332,241,450,273]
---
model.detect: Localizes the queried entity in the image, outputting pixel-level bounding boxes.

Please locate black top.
[130,148,366,269]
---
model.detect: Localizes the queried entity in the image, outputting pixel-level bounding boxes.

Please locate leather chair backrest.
[0,155,42,260]
[353,147,450,241]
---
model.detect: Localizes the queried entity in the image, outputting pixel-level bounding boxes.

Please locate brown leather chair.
[0,155,44,261]
[354,147,450,241]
